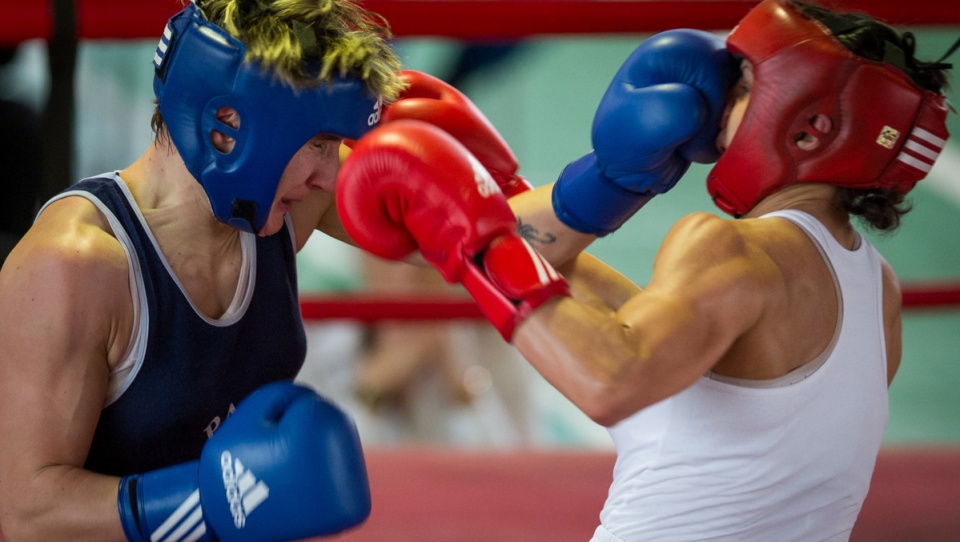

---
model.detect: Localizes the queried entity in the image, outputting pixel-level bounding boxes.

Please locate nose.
[718,99,733,131]
[312,162,342,192]
[716,115,732,153]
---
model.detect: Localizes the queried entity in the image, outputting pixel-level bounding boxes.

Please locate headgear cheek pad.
[153,3,382,233]
[707,0,950,217]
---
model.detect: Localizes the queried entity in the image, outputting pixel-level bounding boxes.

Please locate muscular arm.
[0,199,130,541]
[513,212,774,426]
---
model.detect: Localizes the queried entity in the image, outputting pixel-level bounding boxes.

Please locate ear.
[210,106,240,153]
[794,114,833,151]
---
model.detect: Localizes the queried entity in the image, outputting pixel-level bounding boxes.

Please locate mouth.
[716,137,727,154]
[278,198,296,212]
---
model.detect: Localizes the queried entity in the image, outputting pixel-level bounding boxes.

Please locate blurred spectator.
[351,255,534,447]
[0,47,42,265]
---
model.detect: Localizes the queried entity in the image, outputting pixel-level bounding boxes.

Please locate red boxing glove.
[337,120,567,340]
[382,70,533,198]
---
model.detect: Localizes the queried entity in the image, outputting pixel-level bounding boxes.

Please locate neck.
[119,140,240,243]
[746,184,859,250]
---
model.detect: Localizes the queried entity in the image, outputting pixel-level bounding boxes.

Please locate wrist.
[462,235,569,342]
[118,461,213,542]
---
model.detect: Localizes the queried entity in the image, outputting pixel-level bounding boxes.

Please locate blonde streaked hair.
[197,0,404,98]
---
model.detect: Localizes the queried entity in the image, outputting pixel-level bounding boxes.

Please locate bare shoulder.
[655,212,759,276]
[646,212,783,322]
[663,212,747,250]
[8,196,129,279]
[0,195,133,364]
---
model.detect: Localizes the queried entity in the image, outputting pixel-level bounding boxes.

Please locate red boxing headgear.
[707,0,950,217]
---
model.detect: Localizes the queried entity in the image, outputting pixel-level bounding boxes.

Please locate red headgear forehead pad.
[707,0,950,217]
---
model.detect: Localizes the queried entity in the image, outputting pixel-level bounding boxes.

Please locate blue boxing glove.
[118,382,370,542]
[553,29,737,235]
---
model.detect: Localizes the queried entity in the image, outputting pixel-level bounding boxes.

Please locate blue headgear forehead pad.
[153,3,382,232]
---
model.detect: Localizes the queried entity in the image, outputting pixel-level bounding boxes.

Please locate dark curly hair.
[793,1,953,232]
[837,188,911,232]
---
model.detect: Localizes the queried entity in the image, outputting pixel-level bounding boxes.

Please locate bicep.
[0,252,113,467]
[0,248,123,533]
[0,292,121,536]
[558,252,642,312]
[0,232,122,489]
[614,272,761,401]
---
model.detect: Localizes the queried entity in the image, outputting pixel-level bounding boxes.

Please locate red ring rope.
[2,1,960,45]
[901,281,960,310]
[300,281,960,321]
[300,293,483,323]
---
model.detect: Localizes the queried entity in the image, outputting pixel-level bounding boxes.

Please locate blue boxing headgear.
[153,2,382,232]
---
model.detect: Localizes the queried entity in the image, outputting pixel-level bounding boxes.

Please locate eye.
[309,137,344,158]
[312,134,341,146]
[733,58,755,101]
[735,82,751,100]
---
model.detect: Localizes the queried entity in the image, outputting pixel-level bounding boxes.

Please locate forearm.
[508,183,597,267]
[558,252,642,313]
[513,296,642,427]
[514,290,706,427]
[3,465,124,542]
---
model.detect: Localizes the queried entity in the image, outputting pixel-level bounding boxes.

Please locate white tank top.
[593,210,889,542]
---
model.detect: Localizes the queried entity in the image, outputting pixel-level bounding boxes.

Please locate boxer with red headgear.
[343,1,952,539]
[708,0,950,218]
[0,0,404,540]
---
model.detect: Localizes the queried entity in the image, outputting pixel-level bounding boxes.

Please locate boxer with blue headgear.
[0,0,408,540]
[153,1,383,233]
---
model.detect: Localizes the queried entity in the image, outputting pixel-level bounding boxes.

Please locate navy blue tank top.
[61,175,307,476]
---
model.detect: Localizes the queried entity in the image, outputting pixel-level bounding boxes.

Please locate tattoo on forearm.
[517,218,557,247]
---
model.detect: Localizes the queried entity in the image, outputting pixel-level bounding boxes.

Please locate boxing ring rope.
[299,280,960,322]
[3,0,960,45]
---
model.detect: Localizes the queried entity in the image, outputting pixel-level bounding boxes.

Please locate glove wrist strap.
[552,152,654,236]
[461,236,569,342]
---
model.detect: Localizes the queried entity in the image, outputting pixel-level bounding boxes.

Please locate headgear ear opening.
[152,2,382,233]
[706,0,951,217]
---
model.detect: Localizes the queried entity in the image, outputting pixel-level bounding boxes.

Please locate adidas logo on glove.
[465,152,500,198]
[220,451,270,528]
